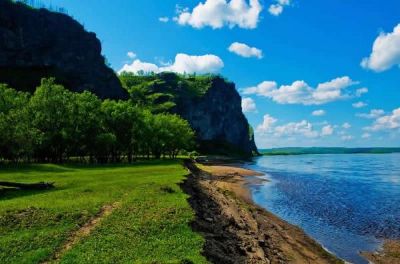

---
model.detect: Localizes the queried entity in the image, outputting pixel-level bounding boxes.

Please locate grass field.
[0,160,207,264]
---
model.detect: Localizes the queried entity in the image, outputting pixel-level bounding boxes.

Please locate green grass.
[0,161,207,264]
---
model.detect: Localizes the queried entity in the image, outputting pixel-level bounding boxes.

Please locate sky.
[39,0,400,148]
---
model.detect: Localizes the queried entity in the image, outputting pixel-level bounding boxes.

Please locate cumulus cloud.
[356,87,368,97]
[275,120,322,138]
[321,125,334,136]
[353,101,367,108]
[119,59,160,74]
[119,53,224,74]
[342,122,351,129]
[268,0,291,16]
[361,24,400,72]
[228,42,263,59]
[312,110,325,116]
[159,17,169,23]
[242,97,257,113]
[256,115,334,139]
[174,0,263,29]
[364,108,400,131]
[127,51,137,59]
[242,76,360,105]
[357,109,385,119]
[256,114,277,133]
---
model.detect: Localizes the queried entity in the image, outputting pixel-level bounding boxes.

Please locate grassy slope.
[0,161,207,264]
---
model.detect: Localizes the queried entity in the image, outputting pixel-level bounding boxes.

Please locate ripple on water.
[245,154,400,264]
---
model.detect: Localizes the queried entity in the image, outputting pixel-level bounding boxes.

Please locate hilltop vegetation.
[119,72,258,157]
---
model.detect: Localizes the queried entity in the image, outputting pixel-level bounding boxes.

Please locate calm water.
[244,154,400,264]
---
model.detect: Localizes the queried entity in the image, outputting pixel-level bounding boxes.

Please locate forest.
[0,77,196,163]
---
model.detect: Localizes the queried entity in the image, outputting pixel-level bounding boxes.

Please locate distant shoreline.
[260,147,400,156]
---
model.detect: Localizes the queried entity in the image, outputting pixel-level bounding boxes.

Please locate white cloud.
[361,24,400,72]
[341,135,353,141]
[174,0,263,29]
[342,122,351,129]
[362,133,371,139]
[119,53,224,74]
[242,97,257,113]
[364,108,400,131]
[257,116,332,139]
[357,109,385,119]
[228,42,263,59]
[242,76,360,105]
[312,110,325,116]
[127,51,137,59]
[161,54,224,74]
[356,87,368,97]
[268,4,283,16]
[268,0,290,16]
[274,120,320,138]
[119,59,160,74]
[353,101,367,108]
[321,125,334,136]
[159,17,169,23]
[256,114,277,133]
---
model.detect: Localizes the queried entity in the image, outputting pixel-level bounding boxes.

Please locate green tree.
[0,84,34,161]
[67,91,102,161]
[29,78,74,162]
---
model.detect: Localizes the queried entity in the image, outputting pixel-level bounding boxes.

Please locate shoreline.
[183,159,343,263]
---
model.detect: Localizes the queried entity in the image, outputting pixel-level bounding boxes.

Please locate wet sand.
[183,160,343,263]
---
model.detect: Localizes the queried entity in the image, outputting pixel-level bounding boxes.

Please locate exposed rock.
[0,0,127,99]
[145,72,259,157]
[177,76,258,157]
[0,1,257,156]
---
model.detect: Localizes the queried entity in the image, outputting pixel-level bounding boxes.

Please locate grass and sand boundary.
[2,159,395,264]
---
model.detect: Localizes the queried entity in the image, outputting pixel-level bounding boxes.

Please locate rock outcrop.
[0,0,126,99]
[178,77,258,157]
[145,73,259,157]
[0,1,258,156]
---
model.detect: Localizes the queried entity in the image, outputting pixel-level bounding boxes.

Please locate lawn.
[0,160,207,264]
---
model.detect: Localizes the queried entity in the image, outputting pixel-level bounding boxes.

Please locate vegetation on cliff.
[120,72,259,157]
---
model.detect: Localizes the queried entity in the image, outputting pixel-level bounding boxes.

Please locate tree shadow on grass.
[0,164,75,174]
[0,187,60,201]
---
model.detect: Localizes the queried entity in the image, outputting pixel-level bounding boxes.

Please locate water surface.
[245,154,400,264]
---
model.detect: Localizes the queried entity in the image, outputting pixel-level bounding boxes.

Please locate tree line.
[0,78,195,163]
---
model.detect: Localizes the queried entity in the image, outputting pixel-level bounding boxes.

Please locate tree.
[29,78,74,162]
[0,84,34,161]
[67,91,102,161]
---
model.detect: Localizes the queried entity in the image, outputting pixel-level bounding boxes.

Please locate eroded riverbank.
[182,160,343,264]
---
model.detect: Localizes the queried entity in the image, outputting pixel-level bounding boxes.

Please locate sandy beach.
[183,159,343,264]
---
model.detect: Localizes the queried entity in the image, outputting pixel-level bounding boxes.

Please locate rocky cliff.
[130,72,259,157]
[1,1,258,157]
[177,77,258,157]
[0,0,126,98]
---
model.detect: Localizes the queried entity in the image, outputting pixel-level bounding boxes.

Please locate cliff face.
[0,1,258,157]
[177,77,258,157]
[141,73,258,157]
[0,0,126,99]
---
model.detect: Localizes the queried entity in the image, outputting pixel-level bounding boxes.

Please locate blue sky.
[40,0,400,148]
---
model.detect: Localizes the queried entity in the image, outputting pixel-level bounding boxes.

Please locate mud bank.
[182,160,343,264]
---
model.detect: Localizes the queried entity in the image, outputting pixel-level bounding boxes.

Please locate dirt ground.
[361,240,400,264]
[182,160,344,264]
